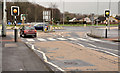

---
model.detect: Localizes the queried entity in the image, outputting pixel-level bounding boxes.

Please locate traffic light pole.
[105,17,108,38]
[14,16,17,42]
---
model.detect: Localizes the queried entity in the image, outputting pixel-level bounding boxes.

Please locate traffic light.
[105,9,110,18]
[11,6,19,16]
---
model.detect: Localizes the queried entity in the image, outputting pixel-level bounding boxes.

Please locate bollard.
[14,29,18,42]
[84,24,86,27]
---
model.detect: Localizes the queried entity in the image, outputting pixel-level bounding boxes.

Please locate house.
[69,18,77,22]
[104,16,118,24]
[115,16,120,21]
[98,17,106,23]
[79,17,91,23]
[83,17,91,23]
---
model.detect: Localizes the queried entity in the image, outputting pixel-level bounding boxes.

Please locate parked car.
[20,25,37,37]
[34,23,48,31]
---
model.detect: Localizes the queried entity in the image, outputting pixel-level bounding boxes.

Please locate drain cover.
[4,43,17,48]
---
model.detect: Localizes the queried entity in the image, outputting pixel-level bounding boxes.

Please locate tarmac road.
[3,26,119,71]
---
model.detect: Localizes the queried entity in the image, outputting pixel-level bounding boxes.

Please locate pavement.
[89,26,119,42]
[1,35,53,72]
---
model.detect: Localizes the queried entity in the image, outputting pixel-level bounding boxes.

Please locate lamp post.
[2,0,7,37]
[63,1,65,26]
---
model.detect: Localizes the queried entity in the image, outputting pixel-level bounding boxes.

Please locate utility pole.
[96,0,99,26]
[35,5,37,23]
[63,1,65,26]
[2,0,7,37]
[108,0,111,30]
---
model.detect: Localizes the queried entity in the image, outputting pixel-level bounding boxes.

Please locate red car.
[20,25,37,37]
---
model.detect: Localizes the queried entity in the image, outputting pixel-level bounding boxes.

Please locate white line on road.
[88,37,118,45]
[77,38,92,42]
[26,42,65,72]
[47,38,56,41]
[57,38,67,41]
[26,39,35,42]
[68,38,77,41]
[88,43,118,52]
[77,43,85,47]
[86,46,119,57]
[37,38,47,42]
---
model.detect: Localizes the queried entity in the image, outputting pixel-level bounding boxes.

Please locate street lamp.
[2,0,7,37]
[63,1,65,26]
[96,0,99,26]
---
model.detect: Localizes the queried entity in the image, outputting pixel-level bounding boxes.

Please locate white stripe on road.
[77,43,85,47]
[26,42,64,72]
[88,43,118,52]
[77,38,91,42]
[68,38,77,41]
[88,37,118,45]
[26,39,35,42]
[37,38,47,42]
[57,38,67,41]
[47,38,56,41]
[86,47,119,57]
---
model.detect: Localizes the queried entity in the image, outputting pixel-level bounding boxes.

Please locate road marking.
[26,39,35,42]
[86,47,119,57]
[88,43,118,52]
[47,38,56,41]
[19,69,23,71]
[88,37,118,45]
[77,38,91,42]
[68,38,77,41]
[27,43,64,72]
[57,38,67,41]
[37,38,47,42]
[77,43,85,47]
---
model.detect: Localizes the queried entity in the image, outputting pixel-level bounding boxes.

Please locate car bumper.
[25,33,36,36]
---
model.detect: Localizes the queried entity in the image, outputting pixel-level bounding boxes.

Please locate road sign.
[43,10,51,22]
[21,14,26,20]
[11,6,19,16]
[104,9,110,18]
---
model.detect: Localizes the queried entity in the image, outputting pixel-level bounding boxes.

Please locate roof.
[115,17,120,20]
[98,17,106,21]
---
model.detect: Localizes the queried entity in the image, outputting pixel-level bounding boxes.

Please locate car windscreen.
[25,26,35,30]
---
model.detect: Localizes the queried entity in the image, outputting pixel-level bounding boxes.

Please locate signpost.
[104,9,110,38]
[43,10,51,22]
[11,6,19,42]
[21,14,26,25]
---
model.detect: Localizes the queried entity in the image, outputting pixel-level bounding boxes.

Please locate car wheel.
[20,34,22,37]
[34,34,37,38]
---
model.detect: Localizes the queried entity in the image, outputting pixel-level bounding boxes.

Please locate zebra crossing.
[22,37,95,42]
[21,37,117,45]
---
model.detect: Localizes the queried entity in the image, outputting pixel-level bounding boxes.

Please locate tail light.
[24,30,27,33]
[47,26,48,27]
[35,30,37,32]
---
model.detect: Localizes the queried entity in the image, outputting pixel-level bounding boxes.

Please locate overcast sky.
[6,0,120,15]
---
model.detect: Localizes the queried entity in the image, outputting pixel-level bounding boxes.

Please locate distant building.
[69,18,77,22]
[83,17,91,23]
[104,16,118,24]
[98,17,106,23]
